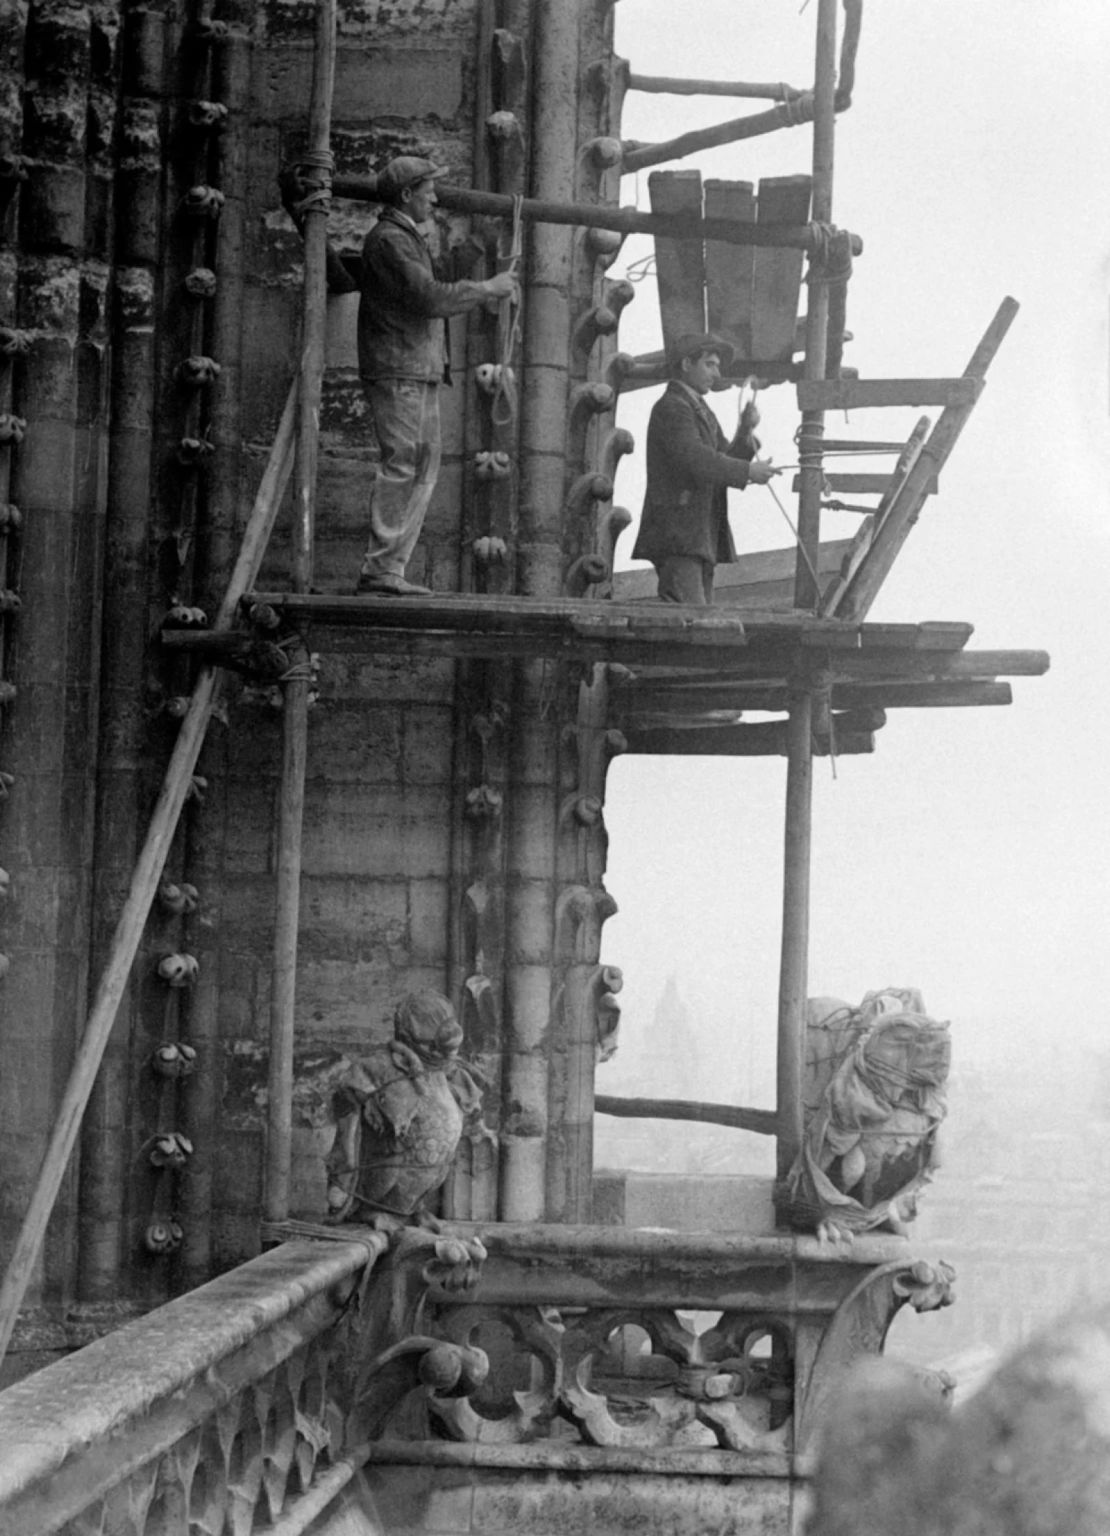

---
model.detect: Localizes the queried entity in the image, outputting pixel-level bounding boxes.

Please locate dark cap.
[376,155,449,202]
[670,332,735,371]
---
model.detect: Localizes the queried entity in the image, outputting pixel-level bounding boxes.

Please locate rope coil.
[805,224,854,286]
[290,149,335,217]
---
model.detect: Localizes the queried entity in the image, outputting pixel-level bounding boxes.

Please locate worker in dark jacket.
[282,154,517,596]
[632,333,780,605]
[354,157,518,595]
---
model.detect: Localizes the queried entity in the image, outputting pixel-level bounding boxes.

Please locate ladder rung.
[791,472,939,495]
[797,377,981,411]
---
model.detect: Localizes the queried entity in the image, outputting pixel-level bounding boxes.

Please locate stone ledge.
[0,1239,376,1505]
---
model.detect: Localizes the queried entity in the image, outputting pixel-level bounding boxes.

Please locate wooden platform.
[224,591,981,670]
[160,592,1047,758]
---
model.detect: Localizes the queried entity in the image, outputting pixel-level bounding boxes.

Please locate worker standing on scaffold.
[632,334,780,606]
[283,154,519,596]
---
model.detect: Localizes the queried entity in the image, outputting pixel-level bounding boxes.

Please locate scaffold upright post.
[265,0,336,1224]
[776,0,838,1197]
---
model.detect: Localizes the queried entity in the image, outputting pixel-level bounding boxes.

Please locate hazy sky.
[596,2,1110,1134]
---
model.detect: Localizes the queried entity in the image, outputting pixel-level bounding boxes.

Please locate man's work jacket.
[632,381,759,568]
[357,208,491,385]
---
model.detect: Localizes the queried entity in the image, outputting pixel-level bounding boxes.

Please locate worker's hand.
[484,270,520,302]
[738,398,761,435]
[747,456,781,486]
[278,164,311,232]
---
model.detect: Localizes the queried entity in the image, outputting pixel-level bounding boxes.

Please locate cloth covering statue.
[322,990,491,1224]
[788,988,950,1240]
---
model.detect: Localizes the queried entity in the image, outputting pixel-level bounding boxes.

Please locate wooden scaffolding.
[0,0,1047,1363]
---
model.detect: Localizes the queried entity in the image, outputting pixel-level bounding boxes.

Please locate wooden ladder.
[811,297,1019,619]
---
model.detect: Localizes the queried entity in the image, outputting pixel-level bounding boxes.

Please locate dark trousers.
[655,555,715,606]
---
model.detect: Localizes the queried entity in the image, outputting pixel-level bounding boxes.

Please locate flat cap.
[376,155,449,201]
[670,332,736,369]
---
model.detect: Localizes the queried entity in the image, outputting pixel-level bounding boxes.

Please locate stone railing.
[0,1223,952,1536]
[0,1237,381,1536]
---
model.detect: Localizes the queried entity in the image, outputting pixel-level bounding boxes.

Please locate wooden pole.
[0,383,298,1367]
[621,98,817,176]
[776,0,838,1203]
[627,74,806,101]
[265,0,335,1225]
[595,1095,778,1138]
[794,0,838,610]
[331,176,860,255]
[775,683,814,1188]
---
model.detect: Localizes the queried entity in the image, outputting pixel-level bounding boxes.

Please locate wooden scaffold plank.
[751,174,812,363]
[705,178,756,360]
[648,169,706,354]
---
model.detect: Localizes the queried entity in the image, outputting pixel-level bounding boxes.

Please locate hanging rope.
[764,476,823,599]
[622,251,657,284]
[490,194,524,432]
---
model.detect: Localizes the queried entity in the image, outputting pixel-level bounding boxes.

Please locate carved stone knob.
[574,794,603,826]
[184,267,218,299]
[176,355,222,388]
[465,784,503,821]
[475,362,513,395]
[474,450,512,481]
[472,536,509,567]
[157,952,199,987]
[162,602,208,629]
[147,1131,193,1168]
[158,880,199,915]
[151,1043,198,1079]
[144,1218,184,1255]
[188,100,229,130]
[182,185,225,218]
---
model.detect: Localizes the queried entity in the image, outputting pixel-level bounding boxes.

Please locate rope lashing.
[777,89,813,127]
[290,148,335,217]
[490,193,523,432]
[804,224,854,286]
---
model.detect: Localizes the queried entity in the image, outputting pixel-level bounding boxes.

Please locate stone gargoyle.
[788,987,950,1241]
[312,990,493,1227]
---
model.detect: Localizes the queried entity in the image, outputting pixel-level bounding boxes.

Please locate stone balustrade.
[0,1222,952,1536]
[0,1238,379,1536]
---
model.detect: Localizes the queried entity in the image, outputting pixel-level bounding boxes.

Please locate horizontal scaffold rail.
[609,647,1047,742]
[331,176,862,256]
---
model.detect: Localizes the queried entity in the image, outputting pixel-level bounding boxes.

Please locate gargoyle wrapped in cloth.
[787,987,950,1241]
[322,990,493,1225]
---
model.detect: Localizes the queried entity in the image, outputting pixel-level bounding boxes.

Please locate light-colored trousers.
[361,378,442,578]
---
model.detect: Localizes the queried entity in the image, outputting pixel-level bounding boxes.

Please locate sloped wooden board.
[649,170,706,357]
[751,174,811,361]
[705,178,756,360]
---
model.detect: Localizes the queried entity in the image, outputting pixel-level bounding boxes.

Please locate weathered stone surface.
[300,786,453,878]
[364,1467,792,1536]
[807,1303,1110,1536]
[593,1173,777,1236]
[252,44,467,123]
